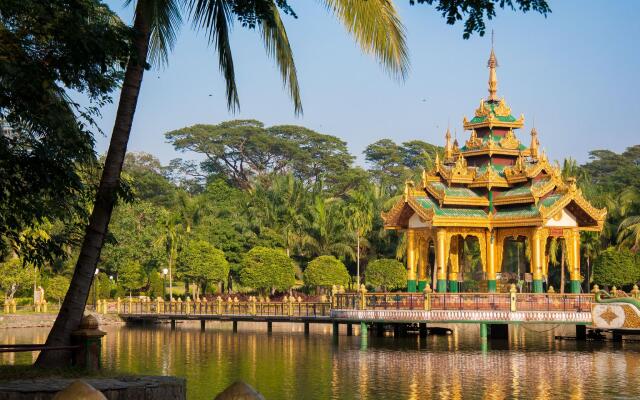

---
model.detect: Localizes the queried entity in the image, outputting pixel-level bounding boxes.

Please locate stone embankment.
[0,313,123,330]
[0,377,186,400]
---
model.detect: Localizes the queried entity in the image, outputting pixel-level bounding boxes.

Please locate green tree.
[177,240,229,297]
[303,256,350,289]
[0,0,131,265]
[240,247,295,295]
[0,258,35,300]
[592,247,640,289]
[44,275,70,305]
[365,258,406,291]
[41,0,409,366]
[118,261,146,297]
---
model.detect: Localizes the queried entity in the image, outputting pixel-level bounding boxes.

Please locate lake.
[2,322,640,399]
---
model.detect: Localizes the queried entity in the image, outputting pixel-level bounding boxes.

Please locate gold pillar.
[418,238,427,281]
[448,236,459,282]
[436,229,447,292]
[531,229,544,293]
[407,229,417,291]
[566,229,581,293]
[486,230,496,292]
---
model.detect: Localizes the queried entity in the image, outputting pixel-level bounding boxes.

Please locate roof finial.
[487,30,498,102]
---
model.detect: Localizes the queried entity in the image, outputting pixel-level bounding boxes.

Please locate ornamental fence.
[334,292,594,313]
[103,296,332,318]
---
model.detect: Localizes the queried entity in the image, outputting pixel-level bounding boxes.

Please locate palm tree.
[154,213,183,301]
[305,195,354,261]
[618,216,640,252]
[38,0,408,367]
[548,237,567,293]
[344,188,375,286]
[581,231,601,292]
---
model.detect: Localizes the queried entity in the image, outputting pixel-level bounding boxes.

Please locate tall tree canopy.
[166,120,355,189]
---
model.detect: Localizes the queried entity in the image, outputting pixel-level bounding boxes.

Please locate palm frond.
[260,1,302,114]
[190,0,240,111]
[321,0,409,79]
[132,0,183,67]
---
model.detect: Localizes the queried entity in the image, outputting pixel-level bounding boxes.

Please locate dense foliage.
[592,248,640,289]
[0,0,131,264]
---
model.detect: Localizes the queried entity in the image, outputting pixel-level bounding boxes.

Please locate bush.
[365,258,406,291]
[177,240,229,296]
[240,247,295,294]
[592,247,640,289]
[303,256,350,289]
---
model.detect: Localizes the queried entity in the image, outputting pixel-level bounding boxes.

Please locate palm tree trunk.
[356,233,360,287]
[560,243,566,294]
[36,4,150,368]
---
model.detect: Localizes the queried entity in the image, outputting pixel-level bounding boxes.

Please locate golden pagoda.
[382,46,606,294]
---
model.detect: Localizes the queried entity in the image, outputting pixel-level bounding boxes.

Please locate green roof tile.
[429,182,483,198]
[414,197,487,218]
[494,205,539,219]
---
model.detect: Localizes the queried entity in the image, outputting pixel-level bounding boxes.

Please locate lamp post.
[93,268,99,309]
[162,268,168,300]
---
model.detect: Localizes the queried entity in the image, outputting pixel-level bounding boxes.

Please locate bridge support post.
[360,322,368,337]
[332,321,339,339]
[232,321,238,333]
[304,322,310,336]
[200,320,206,332]
[393,324,401,337]
[480,323,488,340]
[267,321,273,334]
[575,325,586,341]
[170,320,176,330]
[612,331,622,342]
[419,323,428,338]
[347,324,353,336]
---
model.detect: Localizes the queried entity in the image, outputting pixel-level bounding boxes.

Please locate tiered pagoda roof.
[383,47,606,231]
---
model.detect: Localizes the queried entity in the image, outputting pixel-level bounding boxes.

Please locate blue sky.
[97,0,640,166]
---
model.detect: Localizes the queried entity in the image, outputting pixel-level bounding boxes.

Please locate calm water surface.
[2,322,640,399]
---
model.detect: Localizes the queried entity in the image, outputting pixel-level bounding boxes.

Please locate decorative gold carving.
[600,307,619,325]
[494,98,511,117]
[465,129,483,148]
[470,164,508,189]
[475,99,489,117]
[622,305,640,328]
[499,129,520,150]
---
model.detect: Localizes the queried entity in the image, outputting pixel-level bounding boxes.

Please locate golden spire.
[530,127,539,159]
[444,128,453,160]
[487,31,498,101]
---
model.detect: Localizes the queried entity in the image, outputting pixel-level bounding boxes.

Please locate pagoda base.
[437,279,447,293]
[487,280,496,293]
[417,281,427,292]
[407,280,417,293]
[533,280,544,293]
[570,280,581,294]
[448,281,459,293]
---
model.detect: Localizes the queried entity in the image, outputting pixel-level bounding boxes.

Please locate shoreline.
[0,313,124,330]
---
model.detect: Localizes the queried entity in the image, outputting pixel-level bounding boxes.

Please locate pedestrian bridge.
[114,291,640,333]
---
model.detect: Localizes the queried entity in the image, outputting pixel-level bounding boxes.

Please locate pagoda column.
[486,230,497,293]
[532,229,544,293]
[406,229,417,292]
[567,229,581,294]
[417,239,428,292]
[436,229,447,293]
[448,236,460,293]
